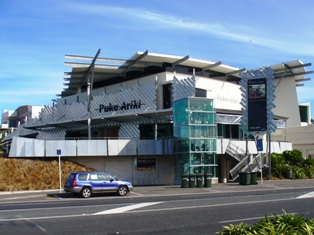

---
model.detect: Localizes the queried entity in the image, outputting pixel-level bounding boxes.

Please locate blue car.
[64,171,133,198]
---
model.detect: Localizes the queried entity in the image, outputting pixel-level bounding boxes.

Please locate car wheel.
[117,185,128,196]
[81,187,92,198]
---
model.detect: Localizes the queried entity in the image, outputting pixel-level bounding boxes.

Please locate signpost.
[240,67,276,181]
[57,149,62,193]
[255,133,263,185]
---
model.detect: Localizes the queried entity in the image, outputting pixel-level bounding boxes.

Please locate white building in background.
[2,50,313,185]
[1,105,44,144]
[1,105,43,128]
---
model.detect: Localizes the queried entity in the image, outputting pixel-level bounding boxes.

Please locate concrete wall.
[285,124,314,158]
[67,155,174,186]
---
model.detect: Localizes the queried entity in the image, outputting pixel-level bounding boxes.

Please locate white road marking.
[0,197,301,222]
[130,191,144,196]
[297,192,314,198]
[93,202,163,215]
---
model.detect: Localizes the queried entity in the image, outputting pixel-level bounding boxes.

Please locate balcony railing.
[8,136,292,157]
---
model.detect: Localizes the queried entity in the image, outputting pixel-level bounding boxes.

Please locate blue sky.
[1,0,314,119]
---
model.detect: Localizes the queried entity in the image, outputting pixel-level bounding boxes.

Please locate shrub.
[304,166,314,179]
[304,158,314,167]
[283,149,304,167]
[217,211,314,234]
[271,153,288,179]
[270,150,314,179]
[291,166,307,179]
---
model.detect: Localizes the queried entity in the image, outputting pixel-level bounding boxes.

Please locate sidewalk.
[132,179,314,196]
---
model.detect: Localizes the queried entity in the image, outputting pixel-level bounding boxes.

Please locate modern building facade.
[3,50,313,185]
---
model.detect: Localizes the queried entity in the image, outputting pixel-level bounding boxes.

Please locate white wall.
[196,77,242,111]
[29,106,44,119]
[273,77,301,127]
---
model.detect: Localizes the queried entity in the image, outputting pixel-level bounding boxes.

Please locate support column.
[221,155,227,183]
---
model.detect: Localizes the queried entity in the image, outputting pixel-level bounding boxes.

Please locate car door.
[89,173,104,193]
[99,173,119,193]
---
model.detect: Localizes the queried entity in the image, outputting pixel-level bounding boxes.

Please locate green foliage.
[271,153,288,179]
[291,167,307,179]
[283,150,304,167]
[217,211,314,235]
[217,222,253,235]
[304,158,314,167]
[304,167,314,179]
[271,150,314,179]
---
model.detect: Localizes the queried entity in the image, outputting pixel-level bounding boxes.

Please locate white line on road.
[0,197,301,222]
[130,191,144,196]
[93,202,163,215]
[297,192,314,199]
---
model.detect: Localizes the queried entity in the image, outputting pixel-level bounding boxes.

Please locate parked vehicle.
[64,171,133,198]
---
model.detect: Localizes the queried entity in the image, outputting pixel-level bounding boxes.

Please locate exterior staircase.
[226,140,262,180]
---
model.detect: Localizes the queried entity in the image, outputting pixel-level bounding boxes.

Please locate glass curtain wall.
[173,97,217,183]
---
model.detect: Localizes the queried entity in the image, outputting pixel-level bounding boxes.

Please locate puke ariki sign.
[96,99,143,113]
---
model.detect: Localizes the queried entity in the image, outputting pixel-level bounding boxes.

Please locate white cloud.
[65,3,314,56]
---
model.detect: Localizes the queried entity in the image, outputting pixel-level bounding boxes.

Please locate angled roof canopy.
[60,50,312,97]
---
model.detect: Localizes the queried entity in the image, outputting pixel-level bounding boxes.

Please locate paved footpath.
[131,179,314,196]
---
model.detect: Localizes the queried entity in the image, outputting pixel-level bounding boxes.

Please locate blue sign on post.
[57,149,61,155]
[256,139,263,152]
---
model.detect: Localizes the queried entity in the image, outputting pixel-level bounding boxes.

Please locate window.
[78,173,88,181]
[163,83,172,109]
[299,106,309,122]
[195,88,207,98]
[136,158,156,171]
[98,173,112,181]
[139,123,173,139]
[139,124,154,139]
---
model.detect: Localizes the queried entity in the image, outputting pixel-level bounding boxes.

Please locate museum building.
[4,50,313,185]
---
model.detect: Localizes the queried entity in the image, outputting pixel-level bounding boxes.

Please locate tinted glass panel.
[78,173,88,181]
[98,173,112,181]
[163,83,172,109]
[195,88,206,98]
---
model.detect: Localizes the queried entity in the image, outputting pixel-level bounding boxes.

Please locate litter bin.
[239,172,251,185]
[189,174,196,188]
[286,170,293,179]
[196,174,203,188]
[250,172,257,185]
[181,174,189,188]
[204,173,213,188]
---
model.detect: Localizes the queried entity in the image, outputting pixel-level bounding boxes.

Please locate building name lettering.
[96,100,142,113]
[216,95,239,104]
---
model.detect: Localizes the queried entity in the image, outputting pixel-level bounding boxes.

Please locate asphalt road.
[0,182,314,234]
